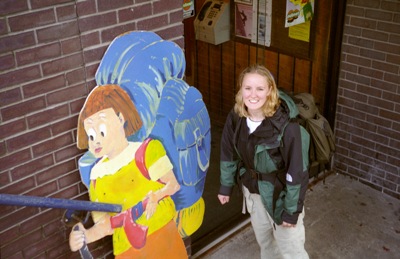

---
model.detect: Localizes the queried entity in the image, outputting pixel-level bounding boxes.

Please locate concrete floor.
[192,173,400,259]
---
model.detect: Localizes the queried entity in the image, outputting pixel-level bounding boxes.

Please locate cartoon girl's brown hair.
[77,84,142,149]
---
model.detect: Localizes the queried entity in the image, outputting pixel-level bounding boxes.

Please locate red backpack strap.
[135,138,152,180]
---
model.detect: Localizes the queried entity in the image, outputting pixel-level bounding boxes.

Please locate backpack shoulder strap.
[135,138,152,180]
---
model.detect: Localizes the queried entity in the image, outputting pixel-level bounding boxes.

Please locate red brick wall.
[0,0,184,258]
[335,0,400,199]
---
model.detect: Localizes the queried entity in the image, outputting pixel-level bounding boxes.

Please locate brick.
[377,20,400,34]
[346,54,372,67]
[42,211,64,238]
[25,181,58,198]
[1,176,36,196]
[7,127,52,153]
[27,104,70,129]
[76,0,96,16]
[0,149,31,172]
[16,42,61,66]
[354,102,379,115]
[379,110,399,121]
[365,9,393,21]
[46,83,87,106]
[389,33,400,45]
[354,0,380,9]
[1,96,46,122]
[52,184,79,199]
[9,9,56,32]
[58,170,82,189]
[0,87,22,107]
[42,53,84,76]
[46,242,75,259]
[0,31,36,54]
[0,0,29,16]
[341,106,366,121]
[0,53,15,70]
[31,0,73,9]
[362,29,389,42]
[348,35,374,48]
[156,25,184,42]
[1,226,42,258]
[56,3,77,22]
[36,160,77,185]
[352,117,377,132]
[31,132,73,158]
[359,48,386,61]
[343,25,362,37]
[154,0,181,13]
[371,78,397,93]
[0,65,41,90]
[66,68,86,86]
[337,95,355,108]
[54,144,82,163]
[0,18,7,36]
[137,14,169,31]
[119,4,152,22]
[101,23,137,43]
[340,62,358,73]
[368,96,395,111]
[50,115,79,136]
[366,114,392,128]
[346,5,365,16]
[80,31,100,49]
[0,118,26,140]
[383,72,400,85]
[347,72,371,86]
[381,0,400,12]
[22,75,66,98]
[19,209,60,235]
[170,9,184,24]
[10,154,54,180]
[372,60,399,74]
[83,46,107,64]
[374,41,400,55]
[358,66,384,80]
[350,17,377,29]
[98,0,132,12]
[0,226,20,246]
[355,84,382,98]
[37,21,79,43]
[0,168,10,185]
[61,36,82,54]
[78,12,117,32]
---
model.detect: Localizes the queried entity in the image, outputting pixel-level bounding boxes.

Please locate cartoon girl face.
[83,107,126,159]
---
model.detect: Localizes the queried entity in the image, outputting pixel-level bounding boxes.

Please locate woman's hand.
[281,221,296,228]
[69,223,86,252]
[218,194,230,205]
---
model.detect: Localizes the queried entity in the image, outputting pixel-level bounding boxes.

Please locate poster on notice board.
[285,0,314,27]
[183,0,195,19]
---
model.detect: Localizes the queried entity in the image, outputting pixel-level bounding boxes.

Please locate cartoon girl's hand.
[145,191,158,219]
[69,223,86,252]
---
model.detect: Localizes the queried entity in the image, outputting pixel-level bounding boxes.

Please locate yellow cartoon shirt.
[89,139,176,255]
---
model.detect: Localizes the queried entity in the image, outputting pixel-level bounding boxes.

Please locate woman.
[69,84,187,258]
[218,64,309,259]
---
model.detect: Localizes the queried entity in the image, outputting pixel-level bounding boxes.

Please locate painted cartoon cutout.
[71,31,211,257]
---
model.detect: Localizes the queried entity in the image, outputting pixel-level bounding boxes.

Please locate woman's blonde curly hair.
[234,64,280,117]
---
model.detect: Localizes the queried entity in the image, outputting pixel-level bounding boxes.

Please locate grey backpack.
[294,93,335,164]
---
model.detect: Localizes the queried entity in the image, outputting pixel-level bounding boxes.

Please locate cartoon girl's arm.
[145,170,180,219]
[70,212,114,252]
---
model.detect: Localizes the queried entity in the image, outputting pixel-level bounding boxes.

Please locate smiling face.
[241,72,271,114]
[83,107,126,159]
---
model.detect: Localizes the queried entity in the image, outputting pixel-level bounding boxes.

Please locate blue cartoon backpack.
[78,31,211,237]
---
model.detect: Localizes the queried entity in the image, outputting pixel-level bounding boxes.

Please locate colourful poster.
[285,0,314,28]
